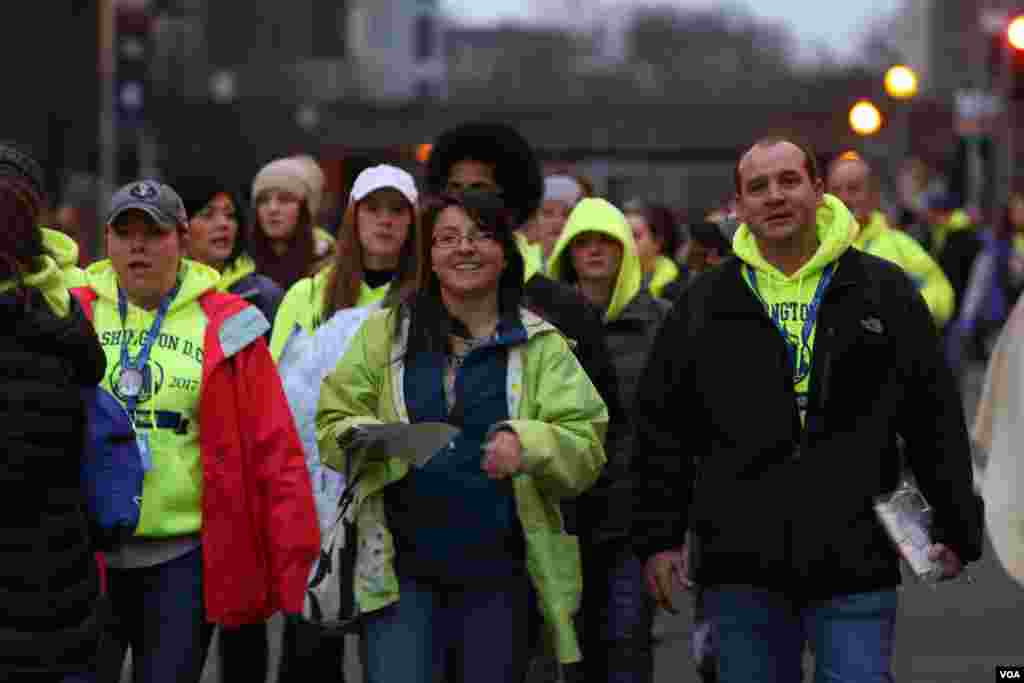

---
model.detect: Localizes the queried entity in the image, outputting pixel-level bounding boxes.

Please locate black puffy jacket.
[0,290,106,674]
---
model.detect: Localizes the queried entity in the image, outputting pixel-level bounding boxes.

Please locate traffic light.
[115,5,152,180]
[115,6,151,131]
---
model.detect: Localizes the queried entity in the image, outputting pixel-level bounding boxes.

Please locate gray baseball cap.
[106,179,188,230]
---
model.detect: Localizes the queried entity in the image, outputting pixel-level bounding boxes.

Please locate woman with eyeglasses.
[316,191,608,683]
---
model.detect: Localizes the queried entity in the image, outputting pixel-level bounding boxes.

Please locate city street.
[123,365,1023,683]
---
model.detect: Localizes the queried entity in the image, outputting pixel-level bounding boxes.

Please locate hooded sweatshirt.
[269,265,390,361]
[855,211,954,326]
[547,198,644,323]
[732,194,856,419]
[646,255,680,299]
[84,258,220,540]
[0,254,71,317]
[216,253,283,332]
[547,198,668,544]
[41,228,87,289]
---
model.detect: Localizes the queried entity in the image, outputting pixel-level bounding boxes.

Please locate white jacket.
[973,297,1024,586]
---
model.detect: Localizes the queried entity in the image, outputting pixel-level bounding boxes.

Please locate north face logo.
[860,316,884,335]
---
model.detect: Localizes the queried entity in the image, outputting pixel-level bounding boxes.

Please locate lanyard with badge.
[743,262,835,413]
[117,280,180,470]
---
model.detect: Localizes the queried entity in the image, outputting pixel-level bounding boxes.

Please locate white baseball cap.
[350,165,418,206]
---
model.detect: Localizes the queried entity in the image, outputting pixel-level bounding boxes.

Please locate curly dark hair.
[424,122,543,228]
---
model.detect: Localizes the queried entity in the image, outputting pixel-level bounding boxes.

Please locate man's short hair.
[734,136,821,195]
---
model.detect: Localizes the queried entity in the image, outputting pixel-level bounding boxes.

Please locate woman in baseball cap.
[76,179,319,683]
[268,164,420,360]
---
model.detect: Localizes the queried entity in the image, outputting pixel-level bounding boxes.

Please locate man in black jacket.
[632,137,983,683]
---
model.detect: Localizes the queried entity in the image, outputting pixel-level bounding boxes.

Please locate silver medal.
[118,367,145,398]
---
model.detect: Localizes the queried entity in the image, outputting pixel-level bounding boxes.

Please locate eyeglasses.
[431,229,498,250]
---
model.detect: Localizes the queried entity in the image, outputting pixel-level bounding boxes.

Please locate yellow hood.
[218,253,257,292]
[853,210,889,249]
[41,227,87,288]
[547,198,643,321]
[515,232,544,283]
[0,254,71,316]
[733,193,856,282]
[85,258,221,313]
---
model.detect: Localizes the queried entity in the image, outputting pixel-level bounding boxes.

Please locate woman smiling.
[316,191,608,682]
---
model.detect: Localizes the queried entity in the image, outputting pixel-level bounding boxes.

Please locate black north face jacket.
[631,249,983,600]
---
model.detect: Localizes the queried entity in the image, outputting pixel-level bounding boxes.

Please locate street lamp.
[1008,15,1024,51]
[884,65,919,100]
[850,100,883,136]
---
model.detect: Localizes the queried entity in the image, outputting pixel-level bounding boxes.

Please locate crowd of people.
[1,115,1019,683]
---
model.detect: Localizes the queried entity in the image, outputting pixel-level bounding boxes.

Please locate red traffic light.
[1009,15,1024,50]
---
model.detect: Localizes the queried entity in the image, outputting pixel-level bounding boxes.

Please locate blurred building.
[154,0,445,106]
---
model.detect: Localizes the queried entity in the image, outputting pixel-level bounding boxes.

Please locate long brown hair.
[249,193,316,290]
[323,197,422,319]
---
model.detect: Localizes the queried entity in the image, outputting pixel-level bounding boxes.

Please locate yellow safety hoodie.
[546,198,643,322]
[855,211,954,326]
[732,194,856,414]
[41,227,87,289]
[216,253,257,292]
[269,265,389,361]
[930,208,974,257]
[0,253,71,317]
[646,255,680,299]
[84,258,220,538]
[516,232,545,283]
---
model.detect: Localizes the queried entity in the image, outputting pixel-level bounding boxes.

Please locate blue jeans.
[362,574,534,683]
[95,547,214,683]
[704,587,898,683]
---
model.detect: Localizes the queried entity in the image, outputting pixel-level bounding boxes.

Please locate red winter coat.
[73,287,319,626]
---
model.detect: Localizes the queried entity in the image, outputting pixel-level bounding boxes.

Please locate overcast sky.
[442,0,904,62]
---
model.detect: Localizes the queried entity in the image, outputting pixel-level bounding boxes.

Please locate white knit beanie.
[251,157,314,213]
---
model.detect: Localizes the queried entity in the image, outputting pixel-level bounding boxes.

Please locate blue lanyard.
[117,281,180,413]
[744,262,835,383]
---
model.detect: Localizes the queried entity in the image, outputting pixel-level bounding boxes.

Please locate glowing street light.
[849,100,883,136]
[884,65,918,100]
[1009,15,1024,51]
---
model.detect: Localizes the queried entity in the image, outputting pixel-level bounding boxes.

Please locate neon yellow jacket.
[547,197,644,322]
[0,253,71,317]
[646,255,680,299]
[41,228,87,289]
[84,259,220,538]
[516,232,545,283]
[733,194,856,418]
[855,211,954,326]
[930,209,974,257]
[268,265,390,360]
[316,307,608,663]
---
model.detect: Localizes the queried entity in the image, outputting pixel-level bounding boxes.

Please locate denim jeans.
[704,587,898,683]
[362,574,534,683]
[568,541,654,683]
[95,547,214,683]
